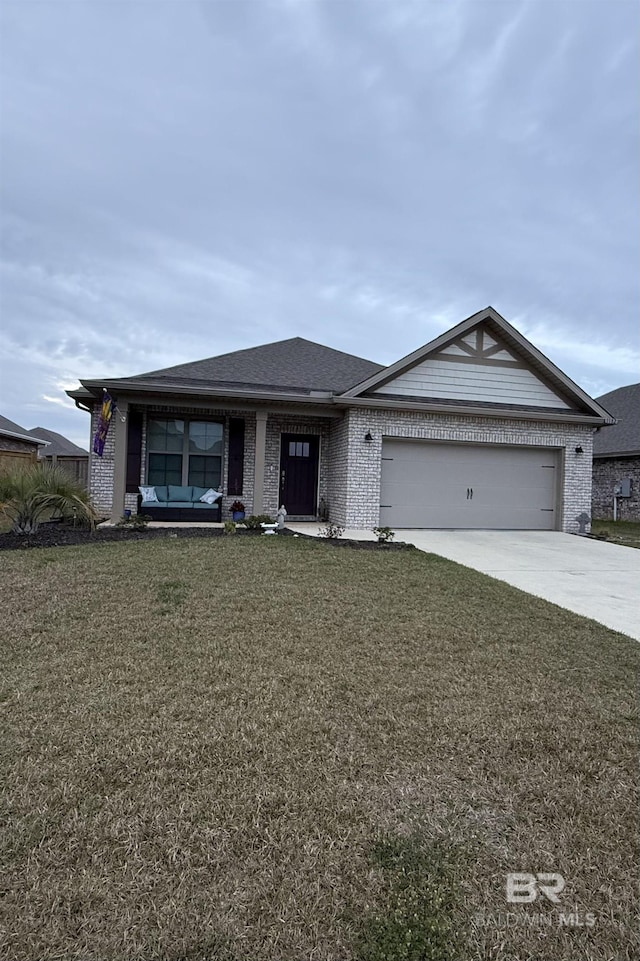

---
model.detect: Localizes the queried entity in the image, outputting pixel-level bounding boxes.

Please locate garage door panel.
[380,441,559,530]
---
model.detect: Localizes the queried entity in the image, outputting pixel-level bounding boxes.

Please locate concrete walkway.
[287,525,640,640]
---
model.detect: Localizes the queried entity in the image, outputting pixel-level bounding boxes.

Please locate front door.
[279,434,320,516]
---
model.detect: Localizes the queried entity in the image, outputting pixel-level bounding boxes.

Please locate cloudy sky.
[1,0,638,448]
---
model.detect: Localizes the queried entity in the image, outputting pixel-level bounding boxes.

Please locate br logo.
[506,873,565,904]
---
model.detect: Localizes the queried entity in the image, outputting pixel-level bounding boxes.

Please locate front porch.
[98,401,341,524]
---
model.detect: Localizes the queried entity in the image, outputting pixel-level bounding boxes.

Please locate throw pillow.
[200,488,222,505]
[139,485,158,502]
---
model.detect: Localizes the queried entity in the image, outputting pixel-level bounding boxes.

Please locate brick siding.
[89,401,597,532]
[327,407,595,533]
[592,456,640,521]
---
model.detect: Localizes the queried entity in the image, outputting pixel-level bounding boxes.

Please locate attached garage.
[379,440,560,529]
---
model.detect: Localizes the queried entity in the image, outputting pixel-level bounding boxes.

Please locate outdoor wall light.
[575,446,584,454]
[364,431,373,443]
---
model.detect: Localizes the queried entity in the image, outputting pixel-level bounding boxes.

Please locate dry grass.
[1,536,638,960]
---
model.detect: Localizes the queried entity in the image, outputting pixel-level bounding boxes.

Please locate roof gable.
[342,307,613,420]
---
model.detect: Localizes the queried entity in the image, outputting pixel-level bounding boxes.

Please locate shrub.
[373,526,395,543]
[243,514,274,529]
[116,513,151,530]
[224,520,237,535]
[0,463,97,534]
[318,522,344,539]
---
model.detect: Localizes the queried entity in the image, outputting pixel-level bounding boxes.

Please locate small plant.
[318,522,344,539]
[230,500,245,513]
[224,520,237,535]
[117,513,151,530]
[373,526,395,544]
[243,514,274,529]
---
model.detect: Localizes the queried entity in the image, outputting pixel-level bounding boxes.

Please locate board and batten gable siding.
[371,326,573,410]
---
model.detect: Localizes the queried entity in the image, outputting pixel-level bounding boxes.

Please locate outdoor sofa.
[137,484,223,522]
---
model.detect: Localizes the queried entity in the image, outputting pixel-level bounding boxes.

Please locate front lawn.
[591,518,640,549]
[1,537,638,961]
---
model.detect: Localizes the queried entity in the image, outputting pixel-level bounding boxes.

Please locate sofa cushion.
[191,501,220,509]
[191,486,208,501]
[163,501,193,508]
[153,485,169,503]
[168,484,193,502]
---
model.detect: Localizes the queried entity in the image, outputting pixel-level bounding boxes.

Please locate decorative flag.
[93,391,114,457]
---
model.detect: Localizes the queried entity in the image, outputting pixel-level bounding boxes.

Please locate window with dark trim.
[147,418,223,488]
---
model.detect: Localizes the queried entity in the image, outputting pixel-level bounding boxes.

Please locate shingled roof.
[0,414,47,446]
[594,383,640,457]
[120,337,383,395]
[28,427,88,457]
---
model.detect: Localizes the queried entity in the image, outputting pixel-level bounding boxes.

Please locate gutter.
[0,429,50,447]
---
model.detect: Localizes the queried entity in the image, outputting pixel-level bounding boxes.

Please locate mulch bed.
[0,523,413,552]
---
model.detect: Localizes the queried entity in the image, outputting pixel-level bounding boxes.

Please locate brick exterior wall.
[327,407,595,533]
[88,400,597,532]
[0,437,38,453]
[592,456,640,521]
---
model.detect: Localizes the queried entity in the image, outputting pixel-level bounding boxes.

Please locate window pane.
[148,453,183,486]
[302,442,309,457]
[296,442,303,456]
[148,418,184,452]
[189,421,223,454]
[289,441,296,456]
[188,455,221,490]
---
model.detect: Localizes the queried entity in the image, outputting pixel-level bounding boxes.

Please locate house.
[0,415,48,470]
[26,427,89,488]
[591,383,639,521]
[67,307,613,531]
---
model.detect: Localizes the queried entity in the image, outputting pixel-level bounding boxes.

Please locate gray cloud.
[0,0,638,447]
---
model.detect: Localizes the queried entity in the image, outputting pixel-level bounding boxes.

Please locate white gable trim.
[341,307,614,423]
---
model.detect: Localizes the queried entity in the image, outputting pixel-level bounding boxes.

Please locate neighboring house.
[0,414,48,470]
[591,383,639,521]
[67,306,613,531]
[27,427,89,488]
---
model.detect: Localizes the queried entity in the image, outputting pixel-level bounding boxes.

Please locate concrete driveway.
[398,530,640,641]
[288,525,640,640]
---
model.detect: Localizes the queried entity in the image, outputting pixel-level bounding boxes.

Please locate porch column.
[253,410,268,514]
[110,400,129,523]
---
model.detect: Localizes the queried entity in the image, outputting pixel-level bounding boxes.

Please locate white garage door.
[380,440,559,529]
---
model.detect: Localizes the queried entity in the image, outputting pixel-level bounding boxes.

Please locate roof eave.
[593,449,640,459]
[74,379,336,407]
[335,394,608,425]
[0,429,49,447]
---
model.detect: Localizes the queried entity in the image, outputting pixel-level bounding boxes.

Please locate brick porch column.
[110,400,129,523]
[253,410,268,514]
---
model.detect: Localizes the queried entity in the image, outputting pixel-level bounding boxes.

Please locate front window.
[147,418,223,488]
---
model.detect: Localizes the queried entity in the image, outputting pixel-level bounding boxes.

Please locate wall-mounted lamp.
[364,431,373,443]
[575,446,584,454]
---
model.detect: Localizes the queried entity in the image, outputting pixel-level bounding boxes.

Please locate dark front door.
[279,434,320,516]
